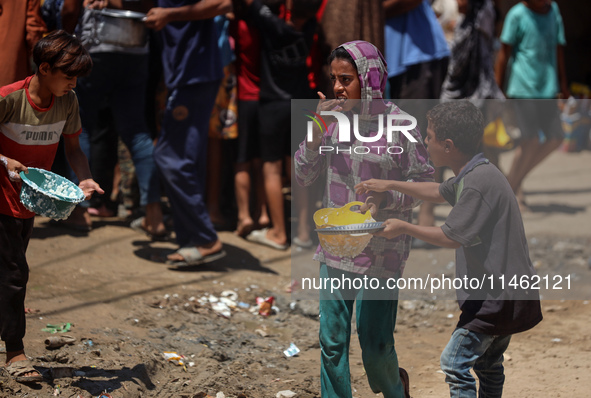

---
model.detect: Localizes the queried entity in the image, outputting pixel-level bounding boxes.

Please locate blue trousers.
[440,327,511,398]
[154,81,220,247]
[319,263,405,398]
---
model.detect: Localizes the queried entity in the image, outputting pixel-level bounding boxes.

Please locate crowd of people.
[0,0,578,396]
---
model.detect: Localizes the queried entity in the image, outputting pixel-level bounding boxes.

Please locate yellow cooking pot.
[313,201,374,258]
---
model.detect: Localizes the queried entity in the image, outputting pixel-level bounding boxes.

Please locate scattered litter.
[276,390,297,398]
[255,328,269,338]
[551,338,562,343]
[163,351,187,371]
[42,323,71,334]
[53,385,60,396]
[98,393,114,398]
[211,302,232,318]
[256,296,275,317]
[45,334,76,349]
[238,302,250,309]
[220,290,238,301]
[220,297,237,309]
[446,314,454,319]
[283,343,300,358]
[289,302,297,311]
[216,392,226,398]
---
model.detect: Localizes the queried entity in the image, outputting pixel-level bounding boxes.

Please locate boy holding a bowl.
[356,101,542,397]
[0,30,102,383]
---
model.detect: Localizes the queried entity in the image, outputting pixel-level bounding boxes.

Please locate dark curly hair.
[426,101,484,156]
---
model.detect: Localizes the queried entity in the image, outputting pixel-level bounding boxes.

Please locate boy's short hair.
[426,101,484,156]
[33,30,92,77]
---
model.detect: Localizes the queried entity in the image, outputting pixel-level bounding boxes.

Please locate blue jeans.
[319,263,405,398]
[76,52,160,206]
[440,328,511,398]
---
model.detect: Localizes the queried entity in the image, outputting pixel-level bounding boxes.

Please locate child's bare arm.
[374,219,461,249]
[355,179,445,203]
[495,43,511,95]
[63,136,104,199]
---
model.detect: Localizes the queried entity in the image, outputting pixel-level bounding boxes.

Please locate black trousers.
[0,214,34,352]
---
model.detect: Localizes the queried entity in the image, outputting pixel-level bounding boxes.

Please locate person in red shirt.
[0,31,102,384]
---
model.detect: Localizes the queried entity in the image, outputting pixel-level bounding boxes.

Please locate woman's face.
[330,58,361,112]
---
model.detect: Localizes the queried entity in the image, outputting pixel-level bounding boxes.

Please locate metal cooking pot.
[87,8,148,48]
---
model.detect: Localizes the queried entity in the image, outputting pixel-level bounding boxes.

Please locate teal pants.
[319,263,405,398]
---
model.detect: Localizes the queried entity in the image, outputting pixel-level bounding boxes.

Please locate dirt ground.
[1,149,590,398]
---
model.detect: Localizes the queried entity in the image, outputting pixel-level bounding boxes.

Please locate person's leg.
[252,158,270,228]
[154,82,223,258]
[111,54,165,236]
[234,100,264,236]
[356,281,405,397]
[253,100,291,248]
[440,327,496,398]
[262,159,287,245]
[319,263,355,398]
[234,161,254,236]
[0,215,38,378]
[473,335,511,398]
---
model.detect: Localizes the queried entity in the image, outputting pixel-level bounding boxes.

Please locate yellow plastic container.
[313,201,374,258]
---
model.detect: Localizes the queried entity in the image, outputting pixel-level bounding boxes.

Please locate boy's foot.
[4,352,43,383]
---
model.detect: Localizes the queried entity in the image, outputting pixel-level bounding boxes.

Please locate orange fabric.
[0,0,47,86]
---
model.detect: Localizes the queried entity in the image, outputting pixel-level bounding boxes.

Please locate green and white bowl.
[19,168,85,220]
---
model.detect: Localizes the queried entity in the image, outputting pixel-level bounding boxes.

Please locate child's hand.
[373,218,407,239]
[316,91,343,115]
[78,179,104,200]
[358,193,386,217]
[0,155,27,182]
[354,179,391,194]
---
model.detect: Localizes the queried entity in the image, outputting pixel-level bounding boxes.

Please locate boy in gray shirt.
[355,101,542,397]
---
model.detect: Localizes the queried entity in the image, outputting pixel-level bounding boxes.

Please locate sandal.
[4,359,43,383]
[245,228,289,250]
[166,247,226,267]
[130,217,170,241]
